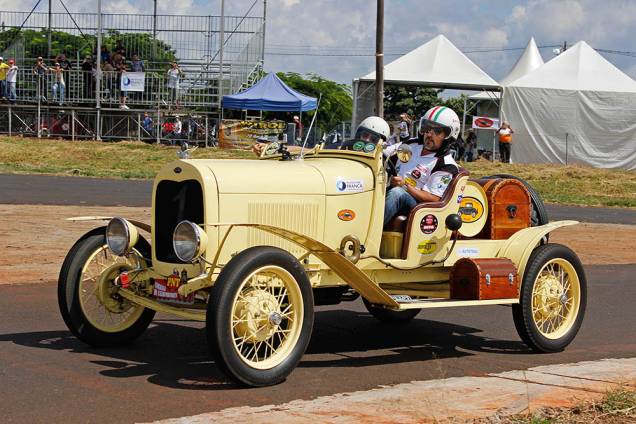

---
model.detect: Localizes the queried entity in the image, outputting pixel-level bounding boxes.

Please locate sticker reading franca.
[335,179,364,193]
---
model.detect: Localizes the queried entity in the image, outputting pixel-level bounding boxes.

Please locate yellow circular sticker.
[458,196,485,223]
[417,240,437,255]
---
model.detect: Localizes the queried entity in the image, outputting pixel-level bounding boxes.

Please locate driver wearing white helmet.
[383,106,460,226]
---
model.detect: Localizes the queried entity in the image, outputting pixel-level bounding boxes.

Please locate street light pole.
[375,0,384,118]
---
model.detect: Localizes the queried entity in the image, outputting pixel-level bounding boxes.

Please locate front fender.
[209,223,399,307]
[498,220,578,279]
[67,216,151,232]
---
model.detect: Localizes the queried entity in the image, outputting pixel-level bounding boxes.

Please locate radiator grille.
[247,201,321,255]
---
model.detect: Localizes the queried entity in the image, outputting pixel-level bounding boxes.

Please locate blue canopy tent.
[222,73,317,112]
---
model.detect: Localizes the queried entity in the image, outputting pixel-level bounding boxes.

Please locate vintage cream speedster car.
[58,141,586,387]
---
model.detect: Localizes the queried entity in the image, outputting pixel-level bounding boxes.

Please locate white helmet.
[355,116,390,142]
[419,106,460,140]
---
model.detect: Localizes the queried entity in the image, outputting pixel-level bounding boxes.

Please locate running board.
[384,295,519,310]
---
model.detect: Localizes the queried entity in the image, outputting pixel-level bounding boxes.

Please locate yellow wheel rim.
[531,258,581,339]
[78,245,146,333]
[230,265,304,370]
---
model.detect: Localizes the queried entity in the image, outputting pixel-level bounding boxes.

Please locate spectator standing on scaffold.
[6,59,18,103]
[81,56,93,100]
[117,61,129,109]
[32,57,48,102]
[52,63,66,105]
[100,46,111,64]
[0,57,9,99]
[166,62,183,108]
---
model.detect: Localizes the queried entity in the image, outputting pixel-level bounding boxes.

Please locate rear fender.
[498,220,578,280]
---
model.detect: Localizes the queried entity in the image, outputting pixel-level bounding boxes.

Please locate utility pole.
[375,0,384,118]
[47,0,52,58]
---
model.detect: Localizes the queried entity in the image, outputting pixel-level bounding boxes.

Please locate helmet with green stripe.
[418,106,461,140]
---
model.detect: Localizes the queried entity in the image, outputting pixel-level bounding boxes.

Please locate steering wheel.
[383,153,399,177]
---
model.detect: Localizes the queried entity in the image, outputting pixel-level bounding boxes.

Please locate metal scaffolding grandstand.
[0,1,265,142]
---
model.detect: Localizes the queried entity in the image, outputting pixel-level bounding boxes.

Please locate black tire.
[363,298,420,323]
[512,244,586,353]
[488,174,549,227]
[207,246,314,387]
[58,227,155,347]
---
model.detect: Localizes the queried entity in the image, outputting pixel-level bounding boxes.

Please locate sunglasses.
[421,126,446,135]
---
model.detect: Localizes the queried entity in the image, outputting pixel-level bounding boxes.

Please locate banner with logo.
[219,119,288,148]
[121,72,145,92]
[472,116,500,130]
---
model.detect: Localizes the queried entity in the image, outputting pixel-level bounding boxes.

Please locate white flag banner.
[121,72,145,92]
[472,116,500,130]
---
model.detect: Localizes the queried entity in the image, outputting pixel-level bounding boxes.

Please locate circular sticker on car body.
[458,196,485,223]
[420,214,438,234]
[364,142,376,152]
[352,141,365,151]
[337,209,356,221]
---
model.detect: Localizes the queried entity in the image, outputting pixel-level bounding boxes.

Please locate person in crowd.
[101,59,114,101]
[387,123,399,145]
[496,121,514,163]
[166,62,183,108]
[56,53,72,71]
[81,55,93,99]
[32,56,48,102]
[465,129,477,162]
[130,54,145,72]
[384,106,460,226]
[114,39,126,56]
[453,132,466,161]
[51,63,66,105]
[111,50,124,68]
[6,59,17,103]
[398,112,411,142]
[100,46,111,63]
[117,61,129,109]
[293,115,303,141]
[142,112,154,137]
[0,57,9,99]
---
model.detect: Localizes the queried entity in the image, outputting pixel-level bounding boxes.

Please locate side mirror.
[445,213,463,232]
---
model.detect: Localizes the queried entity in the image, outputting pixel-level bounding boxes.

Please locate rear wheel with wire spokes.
[207,246,314,387]
[513,243,586,352]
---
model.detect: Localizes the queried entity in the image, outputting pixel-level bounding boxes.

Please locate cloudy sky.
[13,0,636,84]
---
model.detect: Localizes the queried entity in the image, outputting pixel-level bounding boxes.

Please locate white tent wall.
[503,86,636,170]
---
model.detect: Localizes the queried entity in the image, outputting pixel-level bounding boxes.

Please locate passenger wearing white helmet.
[335,116,390,151]
[383,105,460,226]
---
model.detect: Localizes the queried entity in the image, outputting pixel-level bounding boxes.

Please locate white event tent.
[466,38,544,151]
[352,34,500,127]
[502,41,636,170]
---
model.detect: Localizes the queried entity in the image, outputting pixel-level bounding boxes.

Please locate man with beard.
[383,106,460,226]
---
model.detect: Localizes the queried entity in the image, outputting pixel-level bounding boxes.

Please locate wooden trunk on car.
[449,258,519,300]
[474,178,531,239]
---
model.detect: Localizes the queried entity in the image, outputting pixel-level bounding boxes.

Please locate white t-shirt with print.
[384,143,455,197]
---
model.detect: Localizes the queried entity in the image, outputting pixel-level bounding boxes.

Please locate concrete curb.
[147,357,636,424]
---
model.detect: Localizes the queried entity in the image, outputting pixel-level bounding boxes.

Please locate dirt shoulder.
[1,204,634,286]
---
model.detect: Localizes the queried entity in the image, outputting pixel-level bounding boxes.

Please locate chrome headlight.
[173,220,208,262]
[106,217,139,256]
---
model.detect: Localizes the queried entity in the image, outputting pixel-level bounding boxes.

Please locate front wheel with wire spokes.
[513,243,586,352]
[58,227,155,347]
[207,246,314,387]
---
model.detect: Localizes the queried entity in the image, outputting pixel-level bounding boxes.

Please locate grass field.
[1,136,634,207]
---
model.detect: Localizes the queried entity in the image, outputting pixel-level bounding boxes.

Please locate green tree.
[383,85,441,120]
[0,29,176,65]
[275,72,352,132]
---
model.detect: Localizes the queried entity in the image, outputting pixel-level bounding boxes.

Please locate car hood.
[188,158,374,196]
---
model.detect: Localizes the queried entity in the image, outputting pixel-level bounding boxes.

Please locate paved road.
[1,264,635,423]
[2,173,635,224]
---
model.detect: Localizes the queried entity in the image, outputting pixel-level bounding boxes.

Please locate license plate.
[153,277,194,305]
